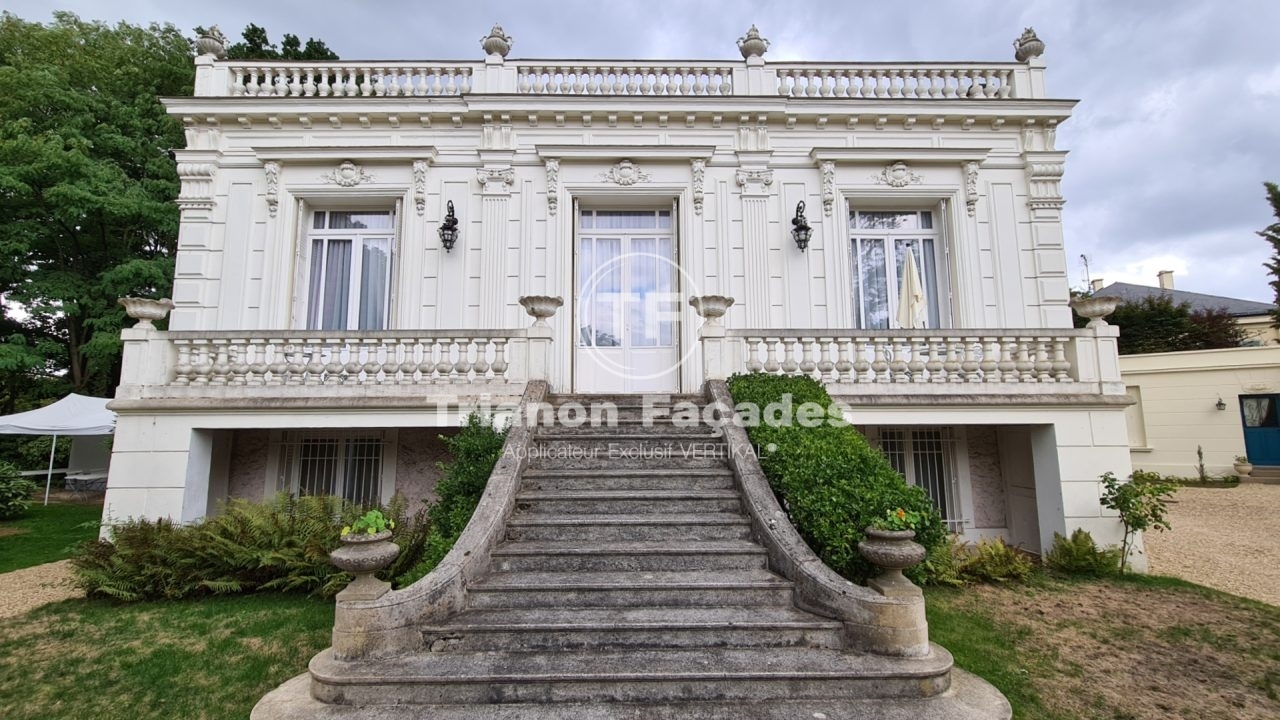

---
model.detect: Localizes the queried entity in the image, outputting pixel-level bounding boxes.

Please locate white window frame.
[847,208,951,330]
[302,209,397,331]
[265,429,398,506]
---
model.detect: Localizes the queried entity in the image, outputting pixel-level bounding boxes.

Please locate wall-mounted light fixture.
[438,200,459,252]
[791,201,812,252]
[1215,397,1227,411]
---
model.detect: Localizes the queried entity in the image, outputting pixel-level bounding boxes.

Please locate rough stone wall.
[966,426,1007,529]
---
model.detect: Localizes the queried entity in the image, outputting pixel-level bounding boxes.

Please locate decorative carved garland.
[872,161,921,188]
[412,160,428,216]
[600,159,650,186]
[690,159,705,215]
[263,161,280,218]
[544,159,560,216]
[964,161,980,217]
[321,160,374,187]
[819,160,836,216]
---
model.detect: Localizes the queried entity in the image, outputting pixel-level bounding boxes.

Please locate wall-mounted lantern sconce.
[438,200,459,252]
[791,201,812,252]
[1215,397,1227,411]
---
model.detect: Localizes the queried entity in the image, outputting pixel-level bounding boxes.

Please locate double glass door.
[575,209,680,393]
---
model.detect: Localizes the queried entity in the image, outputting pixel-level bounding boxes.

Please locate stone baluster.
[852,339,872,382]
[744,337,764,372]
[962,338,981,383]
[452,336,472,379]
[173,340,194,385]
[473,339,492,379]
[799,337,818,377]
[434,339,454,383]
[304,341,325,385]
[835,339,854,382]
[979,338,1000,382]
[288,68,303,96]
[190,340,213,385]
[890,339,909,383]
[871,340,890,383]
[375,340,396,384]
[1051,339,1072,382]
[942,340,963,383]
[1034,338,1053,382]
[998,338,1018,383]
[491,338,509,380]
[780,339,801,375]
[763,338,781,374]
[908,339,927,383]
[320,338,341,385]
[227,342,248,386]
[1015,340,1035,383]
[817,337,837,382]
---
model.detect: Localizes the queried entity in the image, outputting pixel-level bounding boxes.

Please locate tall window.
[849,210,944,329]
[306,210,394,330]
[878,427,961,532]
[274,430,391,506]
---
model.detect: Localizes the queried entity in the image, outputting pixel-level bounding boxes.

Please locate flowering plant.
[870,507,923,532]
[342,509,394,537]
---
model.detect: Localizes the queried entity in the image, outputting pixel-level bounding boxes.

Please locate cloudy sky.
[10,0,1280,302]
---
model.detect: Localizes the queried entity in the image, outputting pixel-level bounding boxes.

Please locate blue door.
[1241,395,1280,466]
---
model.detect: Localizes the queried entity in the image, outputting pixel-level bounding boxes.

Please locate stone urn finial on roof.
[737,24,770,60]
[1014,27,1045,62]
[196,25,228,60]
[481,24,512,58]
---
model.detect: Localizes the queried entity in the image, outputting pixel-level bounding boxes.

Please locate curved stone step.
[308,646,956,706]
[420,606,844,651]
[490,540,768,573]
[504,513,752,542]
[466,569,793,608]
[526,437,729,470]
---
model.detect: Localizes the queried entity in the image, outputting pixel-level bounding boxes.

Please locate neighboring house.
[104,26,1132,558]
[1096,273,1280,476]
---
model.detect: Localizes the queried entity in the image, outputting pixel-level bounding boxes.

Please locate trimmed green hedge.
[726,372,945,583]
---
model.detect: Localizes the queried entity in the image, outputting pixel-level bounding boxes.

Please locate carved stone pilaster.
[263,161,280,218]
[964,161,980,218]
[819,160,836,216]
[412,160,428,216]
[544,159,560,216]
[176,162,216,212]
[476,167,516,195]
[691,159,706,215]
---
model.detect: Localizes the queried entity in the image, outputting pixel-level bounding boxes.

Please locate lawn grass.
[0,501,103,573]
[0,594,332,720]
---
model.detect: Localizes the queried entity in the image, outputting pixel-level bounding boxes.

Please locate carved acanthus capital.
[476,167,516,195]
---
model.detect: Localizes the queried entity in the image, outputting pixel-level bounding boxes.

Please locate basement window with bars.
[272,430,394,506]
[876,427,963,532]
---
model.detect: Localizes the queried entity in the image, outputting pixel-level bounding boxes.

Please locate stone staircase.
[258,391,1008,719]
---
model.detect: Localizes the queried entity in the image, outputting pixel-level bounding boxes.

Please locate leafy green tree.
[1099,471,1176,574]
[1260,181,1280,329]
[1100,296,1245,355]
[0,12,192,398]
[206,23,339,61]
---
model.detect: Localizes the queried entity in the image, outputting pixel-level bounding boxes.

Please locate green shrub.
[1100,471,1177,573]
[0,462,39,520]
[726,373,945,583]
[395,413,507,586]
[919,535,968,587]
[71,493,430,601]
[1045,528,1121,577]
[958,537,1035,583]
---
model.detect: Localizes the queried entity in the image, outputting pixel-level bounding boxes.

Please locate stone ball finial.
[195,25,228,60]
[1014,27,1045,62]
[737,24,770,60]
[481,24,513,58]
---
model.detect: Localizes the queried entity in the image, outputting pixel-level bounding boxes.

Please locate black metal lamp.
[438,200,459,252]
[791,201,812,252]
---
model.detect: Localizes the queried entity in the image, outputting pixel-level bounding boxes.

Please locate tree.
[0,12,192,400]
[214,23,339,61]
[1098,296,1246,355]
[1260,181,1280,329]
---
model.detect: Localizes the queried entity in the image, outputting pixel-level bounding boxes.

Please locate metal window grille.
[878,427,962,532]
[277,431,384,506]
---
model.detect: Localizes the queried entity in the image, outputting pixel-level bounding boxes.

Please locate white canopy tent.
[0,394,115,504]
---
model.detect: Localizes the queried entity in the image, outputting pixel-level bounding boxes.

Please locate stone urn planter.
[480,25,512,58]
[118,297,175,329]
[858,527,927,598]
[1013,27,1045,62]
[1070,295,1120,328]
[1233,458,1254,477]
[689,295,735,325]
[519,295,563,326]
[330,530,400,601]
[195,26,228,59]
[737,25,770,60]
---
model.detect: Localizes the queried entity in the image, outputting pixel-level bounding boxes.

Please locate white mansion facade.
[105,26,1133,559]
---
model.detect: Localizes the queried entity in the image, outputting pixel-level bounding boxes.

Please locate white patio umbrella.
[896,249,927,329]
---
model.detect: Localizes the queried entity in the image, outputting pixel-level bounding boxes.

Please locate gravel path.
[0,560,84,619]
[1144,483,1280,606]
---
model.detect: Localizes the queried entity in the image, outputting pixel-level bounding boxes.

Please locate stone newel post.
[117,297,175,389]
[690,296,735,382]
[520,296,562,382]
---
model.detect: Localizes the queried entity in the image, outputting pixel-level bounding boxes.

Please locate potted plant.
[1233,455,1253,477]
[330,510,400,601]
[857,507,928,597]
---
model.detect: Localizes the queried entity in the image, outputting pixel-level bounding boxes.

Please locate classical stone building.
[108,25,1130,558]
